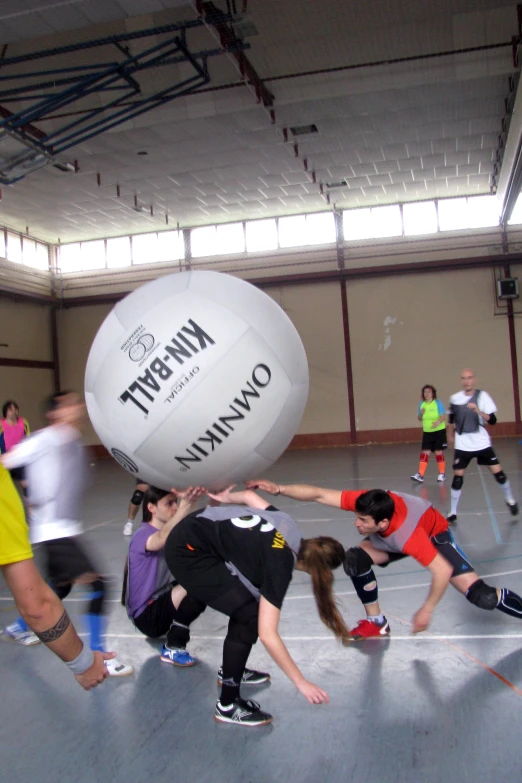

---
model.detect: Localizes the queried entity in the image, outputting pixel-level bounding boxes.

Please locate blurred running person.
[124,485,207,666]
[164,485,350,727]
[2,391,134,676]
[446,368,518,524]
[410,384,447,484]
[123,479,149,536]
[0,461,114,688]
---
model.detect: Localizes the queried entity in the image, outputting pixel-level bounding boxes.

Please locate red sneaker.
[347,617,390,641]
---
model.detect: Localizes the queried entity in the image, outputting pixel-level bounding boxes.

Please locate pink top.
[2,417,26,452]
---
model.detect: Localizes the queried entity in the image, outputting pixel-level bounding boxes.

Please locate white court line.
[2,567,522,603]
[98,632,522,641]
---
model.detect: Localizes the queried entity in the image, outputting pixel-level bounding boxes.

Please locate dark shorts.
[8,467,25,483]
[371,530,473,578]
[164,518,242,605]
[452,447,499,470]
[421,429,447,452]
[133,590,176,638]
[41,537,98,584]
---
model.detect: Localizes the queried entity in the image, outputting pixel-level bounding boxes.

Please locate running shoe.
[437,474,446,482]
[123,521,133,536]
[160,645,196,667]
[346,617,390,641]
[217,667,270,685]
[446,513,457,525]
[410,473,424,483]
[106,657,134,676]
[3,620,40,646]
[507,501,519,517]
[214,698,273,727]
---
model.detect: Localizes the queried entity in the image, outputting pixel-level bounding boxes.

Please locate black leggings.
[133,591,206,649]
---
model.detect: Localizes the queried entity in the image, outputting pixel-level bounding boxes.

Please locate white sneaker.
[410,472,424,483]
[106,657,134,677]
[4,620,41,646]
[123,521,133,536]
[437,473,446,482]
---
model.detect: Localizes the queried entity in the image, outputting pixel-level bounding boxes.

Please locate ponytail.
[298,537,351,644]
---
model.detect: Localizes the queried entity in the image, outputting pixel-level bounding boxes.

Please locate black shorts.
[9,467,25,483]
[452,447,499,470]
[431,530,474,577]
[371,531,474,578]
[133,590,176,638]
[421,429,447,452]
[164,518,241,605]
[41,537,98,584]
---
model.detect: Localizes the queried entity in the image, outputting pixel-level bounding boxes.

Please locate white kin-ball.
[85,271,309,490]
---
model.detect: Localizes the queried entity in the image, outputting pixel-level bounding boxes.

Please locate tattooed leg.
[35,610,71,643]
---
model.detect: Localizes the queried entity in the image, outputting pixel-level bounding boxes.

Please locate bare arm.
[145,486,205,552]
[411,553,453,633]
[258,597,328,704]
[207,485,270,509]
[3,559,114,690]
[245,479,342,508]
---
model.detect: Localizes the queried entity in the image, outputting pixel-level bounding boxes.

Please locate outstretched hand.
[206,484,238,504]
[244,478,279,495]
[171,486,206,508]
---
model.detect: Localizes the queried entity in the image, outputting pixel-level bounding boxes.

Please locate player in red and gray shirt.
[247,479,522,640]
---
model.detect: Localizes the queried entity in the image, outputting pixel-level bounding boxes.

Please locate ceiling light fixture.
[290,124,318,136]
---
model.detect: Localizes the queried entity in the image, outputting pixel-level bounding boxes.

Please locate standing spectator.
[446,368,518,523]
[0,399,30,485]
[410,385,447,484]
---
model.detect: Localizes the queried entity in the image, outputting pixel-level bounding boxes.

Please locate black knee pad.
[343,546,374,578]
[494,470,507,485]
[451,475,464,491]
[227,598,259,646]
[130,489,145,506]
[466,578,498,611]
[88,578,106,615]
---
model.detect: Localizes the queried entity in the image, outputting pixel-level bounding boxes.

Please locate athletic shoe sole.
[3,632,41,646]
[160,655,196,667]
[217,673,271,686]
[345,630,391,643]
[214,713,273,726]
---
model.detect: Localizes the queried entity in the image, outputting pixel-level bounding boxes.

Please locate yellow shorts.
[0,464,32,566]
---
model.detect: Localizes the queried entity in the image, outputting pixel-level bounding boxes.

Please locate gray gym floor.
[2,440,522,783]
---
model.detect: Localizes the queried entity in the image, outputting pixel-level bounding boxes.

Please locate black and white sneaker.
[507,501,519,517]
[214,698,273,726]
[217,667,270,686]
[446,513,457,525]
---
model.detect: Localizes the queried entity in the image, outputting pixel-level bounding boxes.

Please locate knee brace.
[88,578,106,615]
[227,598,259,647]
[130,489,145,507]
[343,546,374,578]
[494,470,507,485]
[451,475,464,491]
[466,578,498,611]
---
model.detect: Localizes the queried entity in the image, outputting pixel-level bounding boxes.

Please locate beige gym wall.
[0,300,54,429]
[347,267,515,435]
[56,303,112,444]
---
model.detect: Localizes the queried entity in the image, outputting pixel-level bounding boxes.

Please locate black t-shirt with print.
[180,506,296,609]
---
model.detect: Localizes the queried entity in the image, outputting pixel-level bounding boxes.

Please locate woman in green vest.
[411,384,447,483]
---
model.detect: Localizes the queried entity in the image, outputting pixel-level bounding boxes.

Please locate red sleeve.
[402,527,438,567]
[340,490,366,512]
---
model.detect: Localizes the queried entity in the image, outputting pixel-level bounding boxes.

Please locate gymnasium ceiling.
[0,0,520,243]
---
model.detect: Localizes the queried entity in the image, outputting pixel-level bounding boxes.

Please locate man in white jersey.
[446,368,518,523]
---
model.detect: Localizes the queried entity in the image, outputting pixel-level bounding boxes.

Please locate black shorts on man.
[452,447,499,471]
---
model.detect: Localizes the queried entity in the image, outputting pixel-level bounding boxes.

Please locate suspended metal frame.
[0,15,249,184]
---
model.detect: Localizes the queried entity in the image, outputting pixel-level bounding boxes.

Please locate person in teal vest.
[411,384,447,483]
